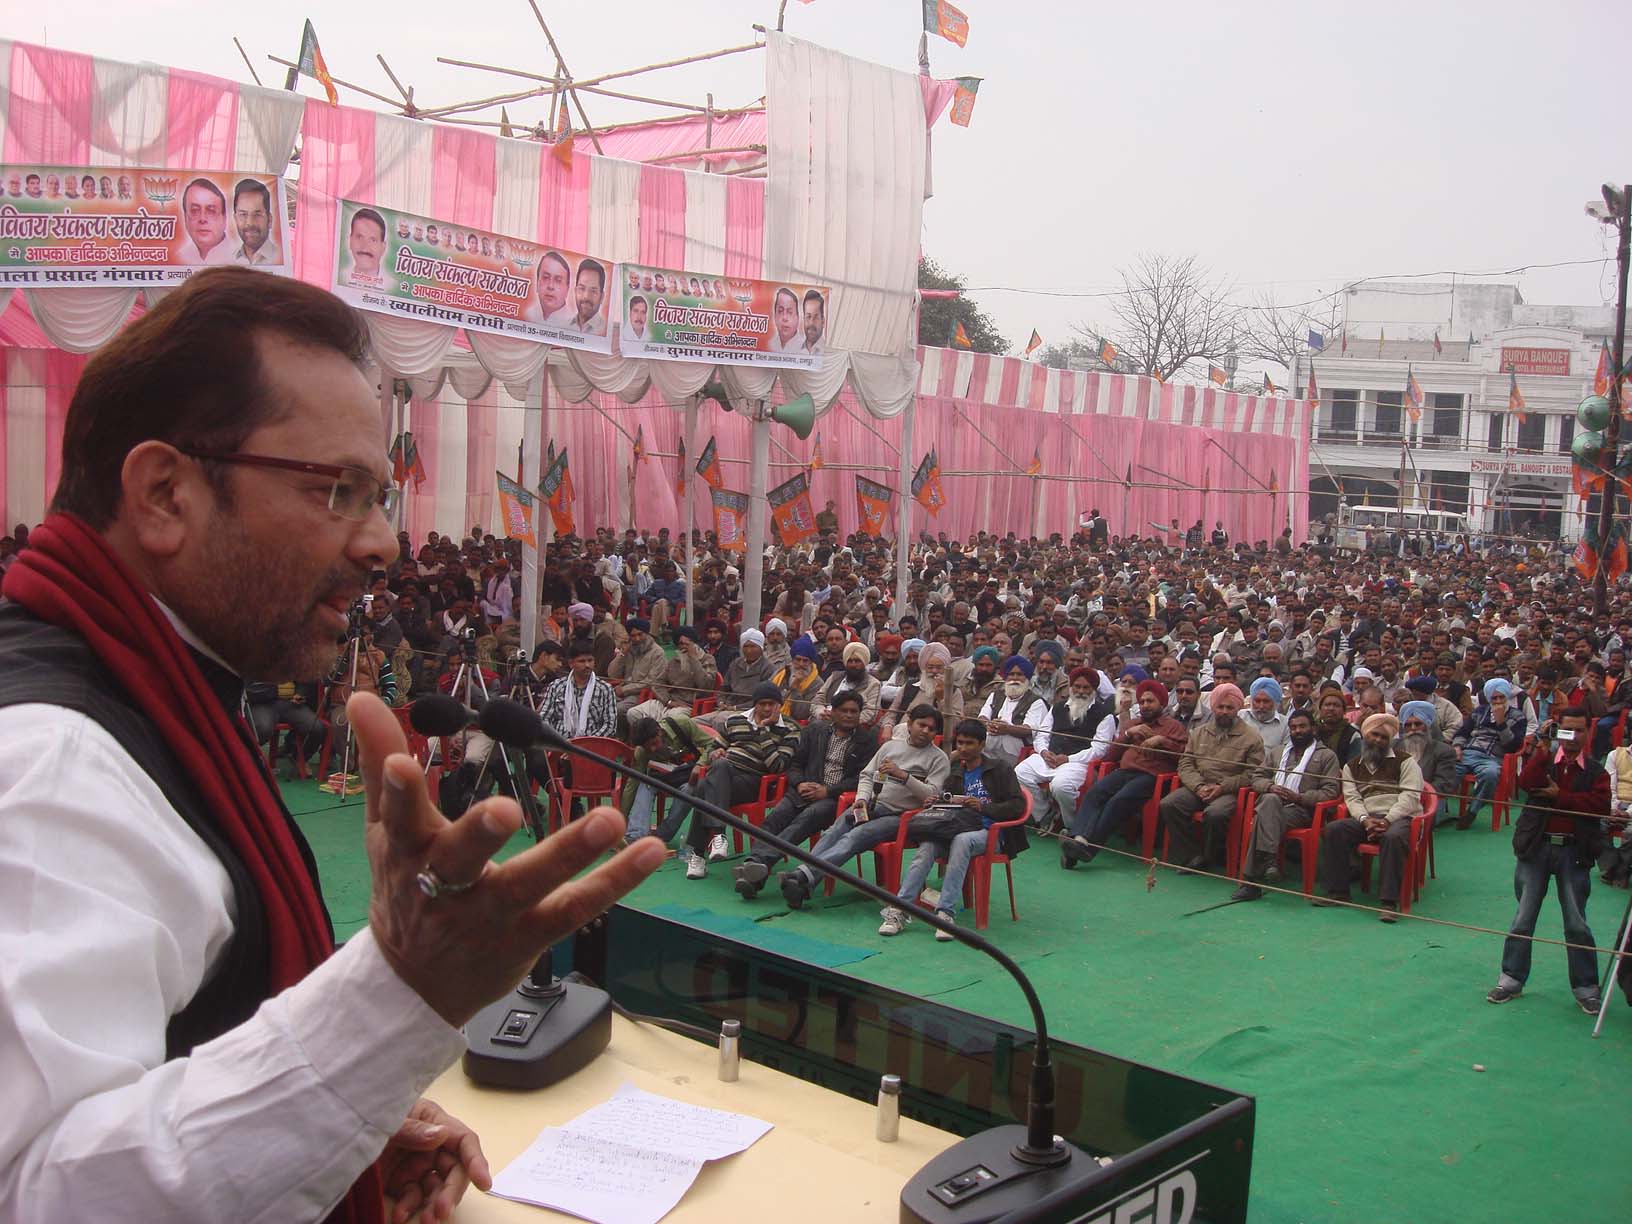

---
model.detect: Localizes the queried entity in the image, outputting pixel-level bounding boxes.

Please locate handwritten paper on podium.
[489,1083,773,1224]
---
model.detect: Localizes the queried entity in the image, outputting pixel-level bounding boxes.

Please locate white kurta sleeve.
[0,707,465,1223]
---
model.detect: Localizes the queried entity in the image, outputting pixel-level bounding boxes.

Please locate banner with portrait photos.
[330,198,613,352]
[618,263,830,370]
[0,165,292,287]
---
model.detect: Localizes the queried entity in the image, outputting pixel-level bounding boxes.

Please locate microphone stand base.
[901,1125,1089,1224]
[461,977,612,1090]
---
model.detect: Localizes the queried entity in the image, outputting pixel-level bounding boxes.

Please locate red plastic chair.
[826,802,917,895]
[1138,774,1181,859]
[1277,798,1344,895]
[1158,785,1253,879]
[930,789,1034,929]
[546,736,636,833]
[728,773,788,853]
[267,712,333,781]
[1357,785,1439,910]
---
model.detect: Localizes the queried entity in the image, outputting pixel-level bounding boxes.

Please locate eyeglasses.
[178,449,400,521]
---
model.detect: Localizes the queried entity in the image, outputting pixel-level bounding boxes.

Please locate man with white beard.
[1397,700,1458,802]
[1015,668,1117,829]
[975,656,1052,765]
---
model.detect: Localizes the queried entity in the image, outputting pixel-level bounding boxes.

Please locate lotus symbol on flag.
[142,176,179,206]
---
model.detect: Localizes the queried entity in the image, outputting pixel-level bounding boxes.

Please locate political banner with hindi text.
[768,472,818,546]
[331,198,612,352]
[619,263,829,370]
[0,166,291,287]
[711,487,750,551]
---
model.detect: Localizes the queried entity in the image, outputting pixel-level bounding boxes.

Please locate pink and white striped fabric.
[553,109,766,173]
[0,38,305,353]
[395,344,1308,547]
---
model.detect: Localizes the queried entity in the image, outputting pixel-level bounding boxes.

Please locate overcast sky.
[12,1,1625,361]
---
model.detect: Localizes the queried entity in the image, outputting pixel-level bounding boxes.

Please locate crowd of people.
[27,502,1616,1015]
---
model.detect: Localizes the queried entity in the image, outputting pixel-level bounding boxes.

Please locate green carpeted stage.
[287,780,1630,1224]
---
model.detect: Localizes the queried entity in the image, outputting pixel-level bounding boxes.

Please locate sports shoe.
[684,853,707,880]
[878,907,910,936]
[733,860,769,899]
[1577,993,1604,1016]
[706,833,729,862]
[933,912,956,942]
[1486,984,1521,1004]
[1060,836,1094,869]
[780,871,812,909]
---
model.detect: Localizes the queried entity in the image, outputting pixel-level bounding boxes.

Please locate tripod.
[1593,885,1632,1038]
[333,620,366,802]
[449,644,546,842]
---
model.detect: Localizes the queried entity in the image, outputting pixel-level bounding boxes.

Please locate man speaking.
[0,268,664,1221]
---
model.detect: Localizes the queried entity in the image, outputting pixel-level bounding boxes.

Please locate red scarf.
[4,514,384,1224]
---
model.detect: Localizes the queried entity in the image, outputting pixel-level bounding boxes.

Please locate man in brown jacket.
[1316,713,1423,921]
[1233,707,1341,901]
[1159,684,1265,872]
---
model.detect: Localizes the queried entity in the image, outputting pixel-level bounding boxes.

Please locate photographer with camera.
[1486,704,1608,1014]
[326,598,397,724]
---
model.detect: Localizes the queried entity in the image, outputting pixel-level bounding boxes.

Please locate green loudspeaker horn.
[770,393,816,440]
[699,378,733,412]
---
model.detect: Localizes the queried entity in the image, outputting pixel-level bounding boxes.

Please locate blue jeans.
[1498,843,1599,997]
[1458,748,1502,815]
[626,783,656,839]
[1069,768,1157,851]
[896,829,987,918]
[795,809,903,883]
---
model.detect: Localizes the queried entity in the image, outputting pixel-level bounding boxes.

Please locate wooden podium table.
[425,1014,958,1221]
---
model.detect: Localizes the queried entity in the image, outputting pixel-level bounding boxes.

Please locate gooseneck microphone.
[479,698,1089,1219]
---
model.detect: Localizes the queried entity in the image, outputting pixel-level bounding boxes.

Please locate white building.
[1306,282,1622,540]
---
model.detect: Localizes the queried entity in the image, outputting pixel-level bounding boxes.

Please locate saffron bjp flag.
[1432,329,1443,355]
[495,472,536,547]
[1098,337,1118,366]
[389,432,426,490]
[809,433,825,470]
[1025,329,1042,356]
[950,318,974,350]
[1508,367,1527,422]
[1262,373,1278,395]
[1306,367,1320,409]
[632,424,647,465]
[1024,446,1043,477]
[768,472,818,546]
[1208,364,1228,386]
[675,436,687,497]
[539,447,574,536]
[912,451,946,515]
[949,77,982,126]
[551,104,573,169]
[695,435,724,490]
[290,18,338,105]
[922,0,970,47]
[1596,341,1614,398]
[1340,329,1348,354]
[855,476,894,537]
[1405,365,1424,422]
[711,487,750,551]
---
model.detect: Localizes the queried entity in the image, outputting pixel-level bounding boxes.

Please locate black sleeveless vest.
[0,600,331,1057]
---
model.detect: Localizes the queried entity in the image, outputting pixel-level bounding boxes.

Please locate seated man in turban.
[812,640,881,723]
[1452,677,1528,829]
[1061,680,1188,869]
[1014,667,1117,830]
[1159,683,1265,873]
[975,655,1053,764]
[1316,712,1424,921]
[1398,699,1459,804]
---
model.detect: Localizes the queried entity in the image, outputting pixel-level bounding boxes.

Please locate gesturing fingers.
[350,692,409,819]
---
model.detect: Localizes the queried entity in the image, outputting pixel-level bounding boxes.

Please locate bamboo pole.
[1205,435,1270,493]
[524,0,605,154]
[376,54,416,114]
[644,143,765,165]
[233,37,264,87]
[720,162,768,176]
[432,60,718,113]
[267,55,402,110]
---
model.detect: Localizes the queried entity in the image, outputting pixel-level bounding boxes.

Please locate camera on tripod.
[458,624,480,661]
[346,593,373,637]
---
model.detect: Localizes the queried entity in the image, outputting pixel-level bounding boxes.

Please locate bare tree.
[1072,254,1243,382]
[1238,290,1344,374]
